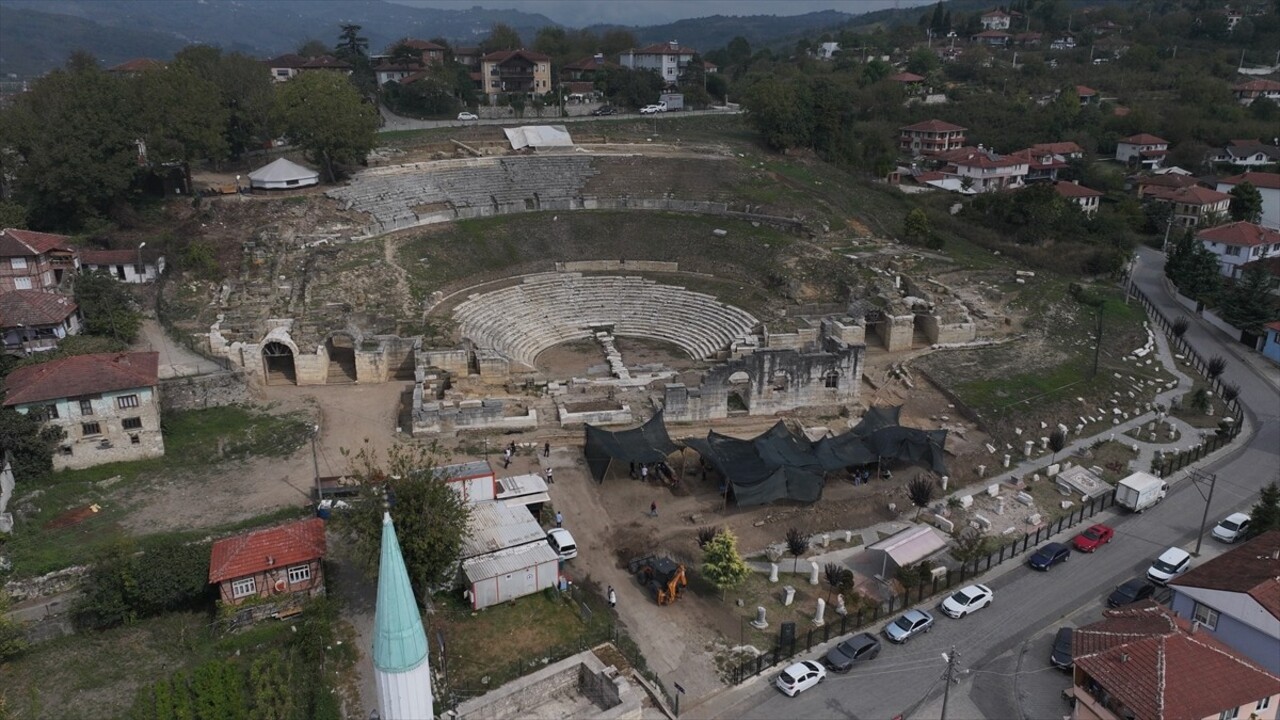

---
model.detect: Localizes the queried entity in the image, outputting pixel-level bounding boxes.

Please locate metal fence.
[729,491,1117,685]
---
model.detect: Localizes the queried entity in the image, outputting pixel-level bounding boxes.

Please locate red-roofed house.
[107,58,165,75]
[1076,85,1098,105]
[981,9,1012,30]
[209,518,327,612]
[618,41,697,86]
[395,39,446,66]
[264,54,351,83]
[1116,133,1171,169]
[1068,601,1280,720]
[1144,185,1231,227]
[3,352,162,470]
[1231,78,1280,105]
[0,228,79,292]
[1196,222,1280,278]
[374,61,422,87]
[972,30,1011,47]
[1218,172,1280,230]
[480,49,552,101]
[562,54,614,81]
[888,72,925,85]
[1170,530,1280,675]
[943,148,1029,193]
[79,248,164,284]
[1011,145,1074,182]
[900,120,968,156]
[0,290,81,356]
[1053,181,1104,215]
[453,46,482,70]
[1207,139,1280,169]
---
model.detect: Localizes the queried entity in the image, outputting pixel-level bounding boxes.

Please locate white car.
[1212,513,1251,543]
[457,112,478,121]
[941,584,993,619]
[639,103,666,114]
[775,660,825,697]
[1147,547,1191,585]
[546,528,577,560]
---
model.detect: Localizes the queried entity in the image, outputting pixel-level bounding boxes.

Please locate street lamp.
[137,242,146,280]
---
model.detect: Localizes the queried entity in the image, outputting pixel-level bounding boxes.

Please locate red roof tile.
[1074,601,1280,720]
[80,248,156,266]
[1076,84,1098,96]
[0,290,77,327]
[1220,171,1280,191]
[1121,133,1170,146]
[631,42,697,56]
[889,72,925,83]
[1145,185,1230,205]
[1028,141,1085,156]
[1171,530,1280,620]
[482,49,550,63]
[1197,221,1280,248]
[0,229,75,257]
[208,518,327,583]
[108,58,164,73]
[1053,181,1103,198]
[265,53,309,68]
[974,30,1012,38]
[1267,320,1280,333]
[399,39,446,51]
[901,119,967,133]
[1232,79,1280,92]
[2,351,158,406]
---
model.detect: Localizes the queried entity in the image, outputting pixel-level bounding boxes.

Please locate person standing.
[546,467,554,484]
[502,447,512,469]
[608,586,617,608]
[641,465,649,482]
[544,442,550,457]
[649,501,658,517]
[555,510,563,528]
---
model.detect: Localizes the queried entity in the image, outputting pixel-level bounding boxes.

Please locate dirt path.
[133,318,225,379]
[382,234,417,318]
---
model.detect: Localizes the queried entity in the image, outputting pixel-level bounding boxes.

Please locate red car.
[1072,524,1114,552]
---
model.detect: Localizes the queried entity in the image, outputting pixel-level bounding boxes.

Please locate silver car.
[883,609,935,643]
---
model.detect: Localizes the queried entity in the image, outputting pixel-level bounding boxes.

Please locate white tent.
[503,125,573,150]
[248,158,319,189]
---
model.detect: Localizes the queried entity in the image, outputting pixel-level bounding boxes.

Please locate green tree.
[701,528,751,600]
[1221,263,1279,333]
[174,46,277,159]
[0,405,64,484]
[297,39,332,57]
[0,200,27,229]
[272,71,379,182]
[906,47,940,76]
[1246,481,1279,540]
[483,23,522,53]
[133,65,229,181]
[336,24,368,60]
[1178,241,1223,303]
[339,442,472,600]
[4,55,138,228]
[1228,182,1264,223]
[741,76,812,151]
[902,208,932,245]
[0,591,28,662]
[75,270,143,342]
[726,37,752,67]
[600,29,637,58]
[73,537,212,630]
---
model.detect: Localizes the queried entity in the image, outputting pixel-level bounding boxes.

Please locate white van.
[546,528,577,560]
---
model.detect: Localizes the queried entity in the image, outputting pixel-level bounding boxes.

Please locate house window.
[1258,697,1272,711]
[10,257,27,270]
[231,577,257,599]
[35,404,59,420]
[117,394,139,409]
[130,434,141,445]
[79,399,94,415]
[14,277,31,290]
[824,372,840,389]
[59,445,73,456]
[82,422,101,436]
[1193,603,1220,630]
[287,565,311,584]
[1225,246,1241,256]
[1219,708,1239,720]
[122,417,143,430]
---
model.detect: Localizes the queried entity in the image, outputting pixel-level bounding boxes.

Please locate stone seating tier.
[453,274,758,366]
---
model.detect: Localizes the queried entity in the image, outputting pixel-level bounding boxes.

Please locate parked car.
[1028,542,1071,571]
[640,102,667,114]
[1050,627,1074,670]
[457,112,478,121]
[591,105,618,116]
[775,660,825,697]
[1107,577,1156,607]
[883,609,935,643]
[941,584,993,619]
[823,633,881,673]
[1072,523,1114,553]
[546,528,577,560]
[1147,547,1191,585]
[1212,513,1251,543]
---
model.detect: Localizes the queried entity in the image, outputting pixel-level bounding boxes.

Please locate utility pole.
[941,646,960,720]
[311,424,321,501]
[1191,468,1218,556]
[1091,307,1104,378]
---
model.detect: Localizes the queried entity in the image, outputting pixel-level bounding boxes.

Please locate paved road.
[708,248,1280,720]
[378,105,741,132]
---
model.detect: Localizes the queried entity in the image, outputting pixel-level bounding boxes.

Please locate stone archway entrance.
[262,342,297,385]
[325,334,357,384]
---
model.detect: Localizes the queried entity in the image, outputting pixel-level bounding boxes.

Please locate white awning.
[503,125,573,150]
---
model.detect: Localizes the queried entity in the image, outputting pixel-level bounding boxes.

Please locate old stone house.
[0,228,79,292]
[2,351,163,470]
[0,290,81,356]
[208,518,327,611]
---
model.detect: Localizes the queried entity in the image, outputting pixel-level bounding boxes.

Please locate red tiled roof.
[1267,320,1280,333]
[0,228,75,257]
[265,53,308,68]
[399,39,445,51]
[1139,173,1200,190]
[1197,221,1280,248]
[563,56,612,72]
[454,46,480,56]
[889,72,925,83]
[1171,530,1280,620]
[1073,601,1280,720]
[80,249,155,266]
[0,290,77,327]
[1121,133,1170,146]
[982,9,1010,17]
[208,518,327,583]
[1076,85,1098,96]
[107,58,164,73]
[974,30,1011,38]
[562,81,595,94]
[1053,181,1103,198]
[1028,141,1085,156]
[2,352,158,406]
[1112,105,1131,117]
[901,119,967,133]
[482,49,550,63]
[954,152,1027,170]
[1145,185,1230,205]
[631,42,697,56]
[1232,79,1280,92]
[1220,171,1280,191]
[375,61,421,73]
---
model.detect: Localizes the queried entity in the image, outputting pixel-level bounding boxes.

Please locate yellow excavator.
[628,555,688,606]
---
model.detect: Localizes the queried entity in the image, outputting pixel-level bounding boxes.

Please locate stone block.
[1016,491,1034,506]
[933,515,955,533]
[960,495,974,509]
[987,484,1000,497]
[974,514,992,531]
[1027,513,1042,525]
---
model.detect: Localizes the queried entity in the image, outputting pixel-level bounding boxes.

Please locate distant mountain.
[0,0,557,76]
[587,10,856,55]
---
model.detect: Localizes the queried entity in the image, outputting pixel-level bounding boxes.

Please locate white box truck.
[1116,472,1168,512]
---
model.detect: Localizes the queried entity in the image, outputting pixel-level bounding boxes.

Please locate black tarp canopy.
[814,406,949,476]
[583,411,680,481]
[684,421,826,507]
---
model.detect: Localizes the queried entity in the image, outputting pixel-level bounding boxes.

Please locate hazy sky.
[387,1,932,27]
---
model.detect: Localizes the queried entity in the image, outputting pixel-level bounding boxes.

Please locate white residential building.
[1116,133,1171,169]
[1196,222,1280,279]
[618,41,697,85]
[1218,172,1280,230]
